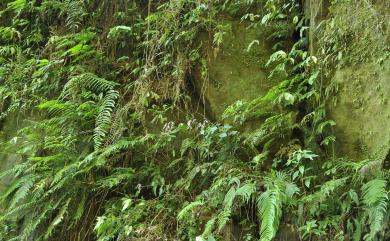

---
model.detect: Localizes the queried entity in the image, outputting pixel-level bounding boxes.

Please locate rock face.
[329,61,390,161]
[190,0,390,164]
[194,17,275,120]
[314,0,390,162]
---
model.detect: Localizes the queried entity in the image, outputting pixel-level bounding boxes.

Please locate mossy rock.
[328,60,390,161]
[193,17,276,120]
[320,0,390,162]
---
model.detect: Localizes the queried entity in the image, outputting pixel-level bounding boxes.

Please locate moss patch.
[194,17,276,120]
[329,60,390,161]
[322,0,390,161]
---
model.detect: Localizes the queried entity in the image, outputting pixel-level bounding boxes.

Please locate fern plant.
[258,172,299,241]
[94,89,119,150]
[361,178,388,241]
[0,1,389,241]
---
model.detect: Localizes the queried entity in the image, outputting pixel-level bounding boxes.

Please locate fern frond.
[100,138,138,158]
[9,175,36,208]
[0,200,36,221]
[64,0,85,32]
[218,186,236,231]
[21,201,57,240]
[65,73,118,95]
[256,172,295,241]
[202,216,217,238]
[302,177,348,203]
[38,100,75,117]
[6,0,26,12]
[0,163,27,180]
[44,198,71,239]
[257,188,282,241]
[177,200,204,220]
[0,174,36,203]
[95,168,135,189]
[361,178,388,241]
[51,163,78,187]
[235,182,256,203]
[74,190,86,222]
[94,90,119,150]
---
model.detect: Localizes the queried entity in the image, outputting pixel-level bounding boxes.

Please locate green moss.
[194,17,276,120]
[320,0,390,161]
[319,0,389,68]
[328,60,390,161]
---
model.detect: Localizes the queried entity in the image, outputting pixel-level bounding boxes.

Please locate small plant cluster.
[0,0,388,241]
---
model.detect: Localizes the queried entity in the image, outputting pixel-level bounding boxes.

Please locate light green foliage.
[0,0,389,241]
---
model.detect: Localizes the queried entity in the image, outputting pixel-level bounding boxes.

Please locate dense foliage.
[0,0,388,241]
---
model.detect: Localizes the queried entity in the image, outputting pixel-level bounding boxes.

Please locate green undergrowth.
[0,0,388,241]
